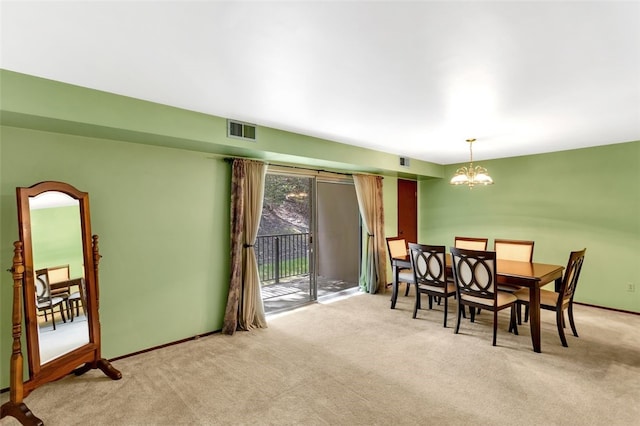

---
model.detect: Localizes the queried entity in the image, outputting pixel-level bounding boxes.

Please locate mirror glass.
[28,190,89,364]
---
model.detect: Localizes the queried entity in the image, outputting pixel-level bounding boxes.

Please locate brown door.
[397,179,417,245]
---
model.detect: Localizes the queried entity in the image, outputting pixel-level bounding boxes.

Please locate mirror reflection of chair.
[515,248,586,347]
[68,278,87,321]
[408,243,456,327]
[386,236,414,308]
[35,270,67,330]
[450,247,519,346]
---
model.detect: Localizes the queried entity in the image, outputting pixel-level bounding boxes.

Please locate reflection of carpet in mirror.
[38,314,90,364]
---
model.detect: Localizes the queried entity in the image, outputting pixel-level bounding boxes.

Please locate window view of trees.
[257,174,311,283]
[259,174,310,236]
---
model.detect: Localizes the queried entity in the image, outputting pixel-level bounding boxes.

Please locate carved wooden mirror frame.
[1,181,121,425]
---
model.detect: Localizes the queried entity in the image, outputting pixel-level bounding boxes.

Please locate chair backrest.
[454,236,488,251]
[386,237,408,262]
[494,239,535,262]
[559,249,586,303]
[47,264,71,283]
[408,243,446,288]
[450,247,497,303]
[34,269,51,301]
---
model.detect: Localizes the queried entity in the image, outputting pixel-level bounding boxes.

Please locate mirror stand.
[1,242,43,426]
[1,237,121,425]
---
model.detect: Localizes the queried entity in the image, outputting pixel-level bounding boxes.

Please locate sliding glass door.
[258,170,359,314]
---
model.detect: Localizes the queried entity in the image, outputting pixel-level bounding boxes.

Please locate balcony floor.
[262,275,359,314]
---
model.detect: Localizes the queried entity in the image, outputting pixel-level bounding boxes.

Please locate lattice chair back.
[560,249,586,305]
[450,247,497,304]
[408,243,446,288]
[35,270,51,303]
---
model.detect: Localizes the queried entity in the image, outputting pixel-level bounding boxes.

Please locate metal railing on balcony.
[256,233,310,283]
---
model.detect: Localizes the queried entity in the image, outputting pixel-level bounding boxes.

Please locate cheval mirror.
[1,181,121,425]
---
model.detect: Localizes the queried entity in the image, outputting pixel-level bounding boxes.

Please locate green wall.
[419,141,640,312]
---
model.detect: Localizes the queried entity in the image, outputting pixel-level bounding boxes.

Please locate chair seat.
[514,288,561,308]
[418,282,456,294]
[461,291,517,308]
[37,296,65,309]
[398,270,414,283]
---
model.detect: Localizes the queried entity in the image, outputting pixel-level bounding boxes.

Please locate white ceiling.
[2,1,639,165]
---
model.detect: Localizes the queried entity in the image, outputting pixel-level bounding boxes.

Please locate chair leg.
[404,282,410,296]
[390,280,399,309]
[492,310,498,346]
[59,304,67,323]
[455,303,462,334]
[50,308,56,330]
[428,295,433,310]
[568,303,579,337]
[443,297,448,328]
[517,302,522,325]
[524,305,530,323]
[556,308,568,347]
[510,305,519,335]
[453,292,467,318]
[413,291,420,319]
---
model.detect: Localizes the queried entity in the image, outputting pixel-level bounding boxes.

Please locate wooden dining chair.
[494,239,535,292]
[409,243,456,327]
[450,247,518,346]
[386,236,414,305]
[44,264,75,319]
[454,236,489,250]
[494,239,534,262]
[453,237,489,315]
[34,270,68,330]
[515,248,586,347]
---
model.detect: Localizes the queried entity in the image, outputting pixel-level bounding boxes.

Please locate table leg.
[390,263,399,309]
[529,285,541,353]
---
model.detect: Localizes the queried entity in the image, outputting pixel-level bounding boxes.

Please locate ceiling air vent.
[227,119,257,142]
[399,156,410,168]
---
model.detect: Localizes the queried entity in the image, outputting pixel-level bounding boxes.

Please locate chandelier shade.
[450,139,494,188]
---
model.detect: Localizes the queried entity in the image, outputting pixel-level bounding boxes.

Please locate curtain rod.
[223,157,354,177]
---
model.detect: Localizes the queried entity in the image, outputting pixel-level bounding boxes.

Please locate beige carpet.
[2,290,639,425]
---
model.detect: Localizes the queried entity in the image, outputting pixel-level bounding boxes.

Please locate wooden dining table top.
[393,253,563,287]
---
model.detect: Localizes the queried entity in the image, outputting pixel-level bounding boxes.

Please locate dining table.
[390,253,564,353]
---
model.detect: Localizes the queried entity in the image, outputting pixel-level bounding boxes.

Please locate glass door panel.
[258,173,314,314]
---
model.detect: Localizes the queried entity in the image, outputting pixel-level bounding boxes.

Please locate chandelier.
[449,138,494,188]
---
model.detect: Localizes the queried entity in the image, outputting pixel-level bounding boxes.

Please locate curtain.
[222,159,268,334]
[353,174,387,294]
